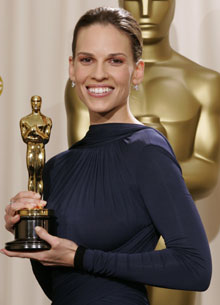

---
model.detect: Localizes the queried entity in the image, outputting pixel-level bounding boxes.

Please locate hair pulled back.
[72,7,143,63]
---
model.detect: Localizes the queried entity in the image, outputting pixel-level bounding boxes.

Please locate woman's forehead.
[75,24,133,56]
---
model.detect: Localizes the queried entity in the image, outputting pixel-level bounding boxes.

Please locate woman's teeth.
[88,87,113,94]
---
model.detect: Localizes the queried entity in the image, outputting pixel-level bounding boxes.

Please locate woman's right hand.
[4,191,47,234]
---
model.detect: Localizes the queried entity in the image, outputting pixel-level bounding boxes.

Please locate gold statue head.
[31,95,42,113]
[119,0,175,42]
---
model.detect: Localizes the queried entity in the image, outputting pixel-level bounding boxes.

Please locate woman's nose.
[91,62,108,81]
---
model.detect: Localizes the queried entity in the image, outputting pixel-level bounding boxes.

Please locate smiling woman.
[68,7,144,124]
[2,6,211,305]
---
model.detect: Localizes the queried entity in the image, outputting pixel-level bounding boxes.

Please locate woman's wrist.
[74,245,87,271]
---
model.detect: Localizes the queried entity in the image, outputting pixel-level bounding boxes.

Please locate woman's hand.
[1,226,78,267]
[4,191,46,234]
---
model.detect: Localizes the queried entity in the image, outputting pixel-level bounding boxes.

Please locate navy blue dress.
[31,123,211,305]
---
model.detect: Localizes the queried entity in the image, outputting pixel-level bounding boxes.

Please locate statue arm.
[44,118,52,138]
[20,120,35,143]
[36,118,52,144]
[180,74,220,200]
[20,118,45,143]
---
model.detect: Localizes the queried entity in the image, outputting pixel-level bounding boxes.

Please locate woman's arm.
[74,145,212,291]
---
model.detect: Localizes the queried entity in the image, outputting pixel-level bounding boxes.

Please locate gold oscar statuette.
[0,76,3,95]
[5,96,56,251]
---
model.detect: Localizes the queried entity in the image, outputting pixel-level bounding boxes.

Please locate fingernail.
[28,203,37,209]
[40,200,47,205]
[35,226,41,232]
[27,205,36,210]
[34,193,41,198]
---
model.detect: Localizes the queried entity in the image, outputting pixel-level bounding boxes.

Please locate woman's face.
[121,0,175,42]
[69,24,144,119]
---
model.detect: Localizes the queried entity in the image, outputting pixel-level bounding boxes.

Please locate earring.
[133,84,139,91]
[71,81,75,88]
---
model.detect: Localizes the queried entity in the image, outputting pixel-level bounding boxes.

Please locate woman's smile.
[86,85,114,97]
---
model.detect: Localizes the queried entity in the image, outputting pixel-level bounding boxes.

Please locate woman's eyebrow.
[108,53,127,57]
[77,52,94,56]
[77,52,127,57]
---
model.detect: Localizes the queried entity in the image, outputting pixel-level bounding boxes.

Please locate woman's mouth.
[86,86,114,97]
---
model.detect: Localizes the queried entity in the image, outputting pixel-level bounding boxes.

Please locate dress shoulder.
[129,127,175,156]
[44,149,73,171]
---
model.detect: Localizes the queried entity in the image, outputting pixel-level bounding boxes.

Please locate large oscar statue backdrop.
[1,1,220,305]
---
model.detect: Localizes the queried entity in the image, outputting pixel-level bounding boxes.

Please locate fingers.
[4,191,47,233]
[12,190,41,200]
[4,213,20,233]
[0,248,45,260]
[0,248,27,258]
[9,198,46,212]
[9,191,46,212]
[11,191,41,206]
[0,248,54,266]
[35,227,56,245]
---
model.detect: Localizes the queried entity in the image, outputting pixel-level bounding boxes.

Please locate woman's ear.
[69,56,75,82]
[132,60,145,86]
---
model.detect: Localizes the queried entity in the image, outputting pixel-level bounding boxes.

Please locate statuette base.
[5,239,51,251]
[5,208,56,251]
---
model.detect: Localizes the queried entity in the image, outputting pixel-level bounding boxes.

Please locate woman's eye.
[109,58,124,65]
[80,57,93,64]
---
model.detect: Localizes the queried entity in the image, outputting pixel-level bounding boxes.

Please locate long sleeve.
[78,145,212,291]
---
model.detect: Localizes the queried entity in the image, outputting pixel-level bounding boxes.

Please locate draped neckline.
[70,123,149,148]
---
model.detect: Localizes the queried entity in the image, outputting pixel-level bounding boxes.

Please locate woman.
[2,7,211,305]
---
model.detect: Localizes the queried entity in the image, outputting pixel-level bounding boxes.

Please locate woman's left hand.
[1,226,78,267]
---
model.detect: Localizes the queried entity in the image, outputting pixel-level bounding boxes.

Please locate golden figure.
[64,1,220,304]
[20,96,52,196]
[0,76,3,95]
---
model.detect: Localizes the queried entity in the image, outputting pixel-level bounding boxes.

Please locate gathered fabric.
[31,123,211,305]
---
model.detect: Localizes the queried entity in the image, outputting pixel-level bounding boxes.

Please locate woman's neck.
[89,104,142,125]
